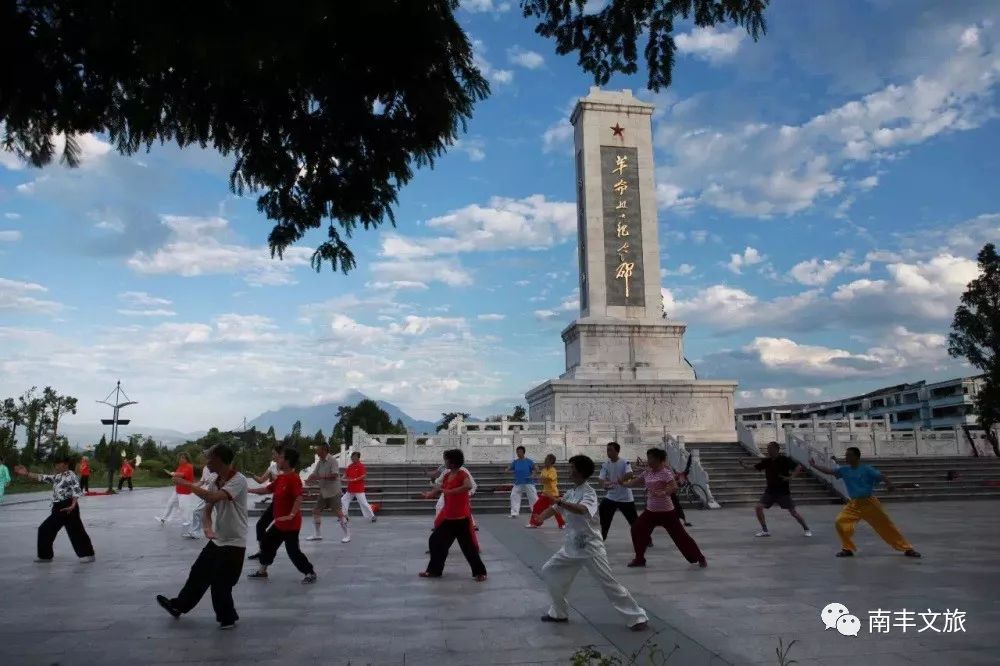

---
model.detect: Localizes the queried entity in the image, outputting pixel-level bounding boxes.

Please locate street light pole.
[98,381,138,492]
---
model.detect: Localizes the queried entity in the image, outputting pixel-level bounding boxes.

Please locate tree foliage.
[437,412,471,432]
[333,399,406,447]
[0,0,767,273]
[949,243,1000,438]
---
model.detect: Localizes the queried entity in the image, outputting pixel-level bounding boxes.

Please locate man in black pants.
[246,448,317,584]
[247,445,282,561]
[597,442,650,545]
[15,455,96,563]
[156,443,249,630]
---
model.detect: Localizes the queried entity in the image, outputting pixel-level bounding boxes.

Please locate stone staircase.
[857,456,1000,502]
[249,448,1000,516]
[691,442,841,506]
[250,462,652,517]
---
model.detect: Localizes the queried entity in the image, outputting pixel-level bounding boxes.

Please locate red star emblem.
[611,123,625,138]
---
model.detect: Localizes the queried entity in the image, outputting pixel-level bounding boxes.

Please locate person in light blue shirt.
[505,446,537,518]
[811,447,920,559]
[0,456,11,503]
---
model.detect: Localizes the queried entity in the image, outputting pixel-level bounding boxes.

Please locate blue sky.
[2,0,999,431]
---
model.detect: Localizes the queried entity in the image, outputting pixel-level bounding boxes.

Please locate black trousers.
[259,528,314,575]
[255,504,274,547]
[598,498,639,540]
[171,541,245,625]
[38,499,95,559]
[80,475,90,492]
[670,493,687,522]
[426,518,486,577]
[117,476,133,491]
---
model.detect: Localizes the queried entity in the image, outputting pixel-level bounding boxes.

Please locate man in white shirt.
[597,441,641,540]
[534,454,649,631]
[157,443,249,630]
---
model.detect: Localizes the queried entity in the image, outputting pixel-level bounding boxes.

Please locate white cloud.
[127,215,313,286]
[453,138,486,162]
[662,263,695,277]
[478,313,506,321]
[759,388,789,401]
[1,132,111,172]
[0,277,64,314]
[508,47,545,69]
[365,280,429,291]
[789,252,854,286]
[534,309,558,321]
[663,284,822,331]
[119,291,172,307]
[380,195,575,260]
[654,27,1000,217]
[0,230,22,242]
[543,120,574,154]
[675,26,746,63]
[117,308,177,317]
[461,0,511,13]
[471,39,514,85]
[369,258,473,287]
[726,246,765,274]
[4,212,21,220]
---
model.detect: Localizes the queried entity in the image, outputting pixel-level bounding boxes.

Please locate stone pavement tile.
[2,490,999,666]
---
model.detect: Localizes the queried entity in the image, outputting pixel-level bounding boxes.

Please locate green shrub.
[141,459,165,476]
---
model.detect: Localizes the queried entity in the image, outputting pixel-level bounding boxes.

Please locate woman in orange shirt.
[117,458,134,491]
[77,457,91,493]
[156,453,195,534]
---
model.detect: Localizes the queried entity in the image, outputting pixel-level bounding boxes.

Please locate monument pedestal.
[526,378,737,443]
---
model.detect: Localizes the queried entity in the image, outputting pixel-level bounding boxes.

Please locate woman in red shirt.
[420,449,486,581]
[156,453,195,530]
[77,457,91,493]
[118,459,134,491]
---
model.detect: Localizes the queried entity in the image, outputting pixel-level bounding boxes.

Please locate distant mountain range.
[57,391,522,448]
[248,390,439,436]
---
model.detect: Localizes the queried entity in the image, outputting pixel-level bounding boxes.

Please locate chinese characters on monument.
[600,144,644,306]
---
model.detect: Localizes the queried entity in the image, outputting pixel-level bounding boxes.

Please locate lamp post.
[98,381,137,492]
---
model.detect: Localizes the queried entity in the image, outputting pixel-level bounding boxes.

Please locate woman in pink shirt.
[623,447,706,568]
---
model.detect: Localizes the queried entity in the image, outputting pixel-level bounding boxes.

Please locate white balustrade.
[785,433,849,501]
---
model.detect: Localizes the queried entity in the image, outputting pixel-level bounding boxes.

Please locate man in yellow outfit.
[811,447,921,559]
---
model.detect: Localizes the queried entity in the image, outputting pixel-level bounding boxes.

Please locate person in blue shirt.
[811,447,920,559]
[505,446,538,518]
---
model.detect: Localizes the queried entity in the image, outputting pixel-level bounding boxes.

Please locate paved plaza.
[1,488,998,665]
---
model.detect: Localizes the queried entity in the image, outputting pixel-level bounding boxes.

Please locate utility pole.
[97,381,137,492]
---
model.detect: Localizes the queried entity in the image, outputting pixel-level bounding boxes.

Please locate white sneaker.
[306,535,322,541]
[341,536,351,543]
[79,556,96,563]
[755,530,771,538]
[803,530,813,537]
[34,557,53,563]
[181,533,198,539]
[155,516,165,526]
[509,514,517,519]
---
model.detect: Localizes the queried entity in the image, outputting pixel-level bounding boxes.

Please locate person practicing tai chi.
[184,454,218,539]
[341,451,376,523]
[247,448,318,583]
[14,455,96,563]
[623,448,706,569]
[420,448,487,581]
[505,445,538,518]
[156,453,195,527]
[0,455,11,504]
[305,442,350,543]
[76,456,91,493]
[811,447,921,559]
[528,454,565,529]
[247,445,283,561]
[118,457,134,491]
[740,441,811,538]
[536,454,649,631]
[156,444,249,630]
[597,442,650,545]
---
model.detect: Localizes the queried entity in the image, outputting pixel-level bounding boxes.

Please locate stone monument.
[525,88,737,442]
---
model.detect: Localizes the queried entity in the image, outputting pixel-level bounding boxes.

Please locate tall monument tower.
[526,88,737,442]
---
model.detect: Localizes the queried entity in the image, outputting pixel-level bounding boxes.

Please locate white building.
[736,376,984,431]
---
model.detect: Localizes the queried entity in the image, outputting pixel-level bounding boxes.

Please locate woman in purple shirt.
[623,448,706,568]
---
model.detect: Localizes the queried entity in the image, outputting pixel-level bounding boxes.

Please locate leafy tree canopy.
[949,243,1000,439]
[0,0,767,273]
